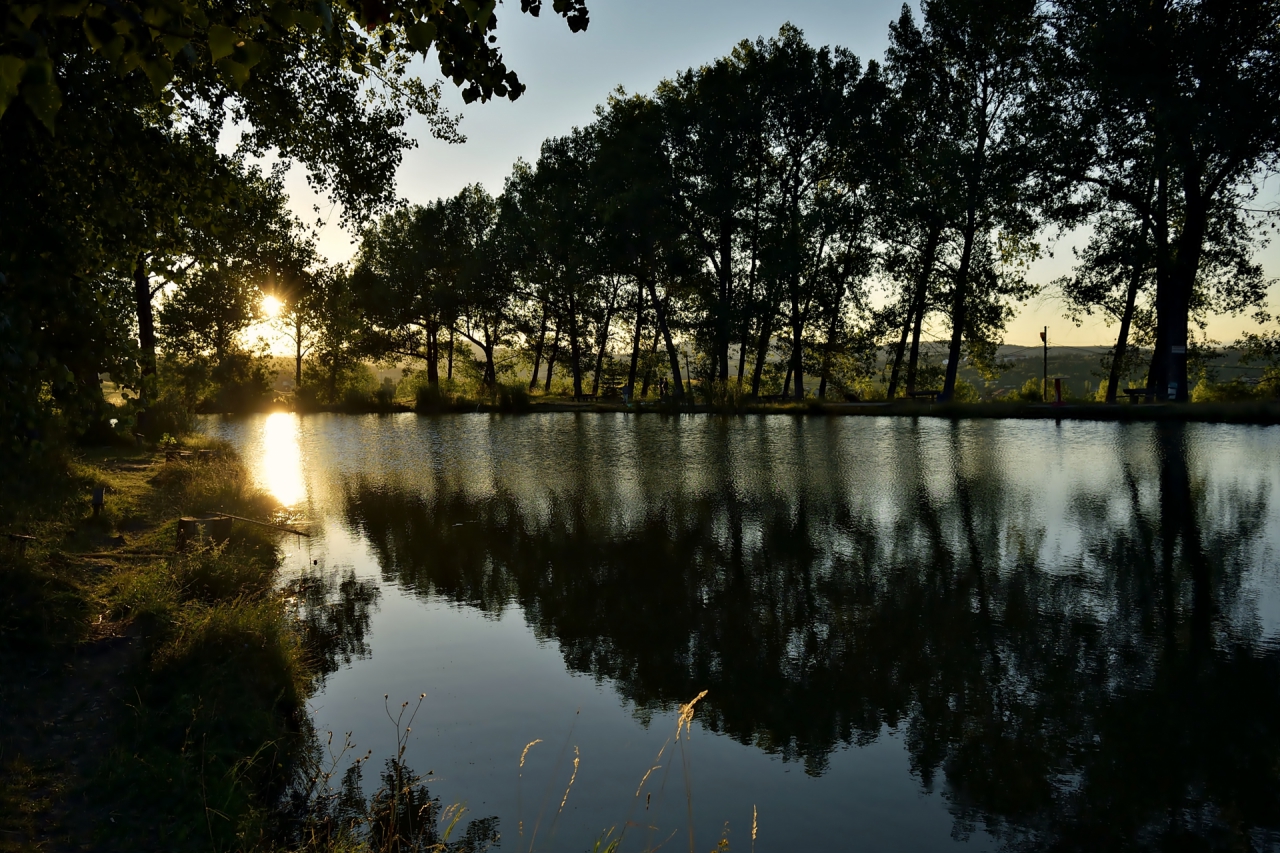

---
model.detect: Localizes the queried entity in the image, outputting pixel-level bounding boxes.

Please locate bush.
[1012,377,1045,402]
[953,378,982,403]
[206,351,274,413]
[493,382,531,412]
[1191,377,1258,403]
[415,383,449,413]
[703,380,749,412]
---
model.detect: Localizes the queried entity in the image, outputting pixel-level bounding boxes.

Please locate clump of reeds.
[514,689,753,853]
[278,694,500,853]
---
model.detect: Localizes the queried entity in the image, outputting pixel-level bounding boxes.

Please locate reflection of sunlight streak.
[262,412,305,507]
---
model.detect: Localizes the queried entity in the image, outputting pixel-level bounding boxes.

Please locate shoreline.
[205,399,1280,425]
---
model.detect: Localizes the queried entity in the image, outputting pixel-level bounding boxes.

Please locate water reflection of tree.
[342,423,1280,848]
[285,568,381,682]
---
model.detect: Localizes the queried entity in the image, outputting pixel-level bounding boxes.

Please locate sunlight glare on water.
[260,411,305,508]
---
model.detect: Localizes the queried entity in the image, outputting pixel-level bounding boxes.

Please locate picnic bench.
[1121,388,1148,403]
[906,390,941,403]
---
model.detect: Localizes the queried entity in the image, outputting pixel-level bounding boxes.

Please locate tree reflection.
[285,568,381,682]
[341,423,1280,848]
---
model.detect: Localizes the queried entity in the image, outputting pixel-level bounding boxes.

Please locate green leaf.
[406,21,436,51]
[216,57,250,89]
[22,81,62,133]
[0,56,25,118]
[208,24,235,61]
[161,34,190,57]
[142,54,173,91]
[14,5,42,28]
[235,39,266,69]
[269,2,295,29]
[51,0,88,17]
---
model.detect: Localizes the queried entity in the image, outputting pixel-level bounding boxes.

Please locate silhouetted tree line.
[345,1,1280,404]
[6,0,1280,444]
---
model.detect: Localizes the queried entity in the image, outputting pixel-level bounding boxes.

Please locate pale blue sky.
[277,0,1279,347]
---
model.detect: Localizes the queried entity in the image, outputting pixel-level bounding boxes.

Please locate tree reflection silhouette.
[341,423,1280,849]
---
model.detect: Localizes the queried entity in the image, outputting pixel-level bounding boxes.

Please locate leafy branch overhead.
[0,0,590,131]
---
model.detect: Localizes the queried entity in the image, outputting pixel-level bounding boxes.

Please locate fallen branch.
[215,512,311,537]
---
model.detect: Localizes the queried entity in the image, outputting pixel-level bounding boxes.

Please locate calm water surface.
[201,413,1280,852]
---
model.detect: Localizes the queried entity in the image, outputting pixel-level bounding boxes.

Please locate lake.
[201,412,1280,852]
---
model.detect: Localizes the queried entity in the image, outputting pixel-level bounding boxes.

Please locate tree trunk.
[750,306,775,397]
[426,324,440,387]
[544,326,560,393]
[446,329,455,382]
[645,273,684,399]
[1164,186,1206,404]
[896,224,941,398]
[483,326,496,387]
[716,220,733,381]
[530,307,548,392]
[132,252,156,399]
[886,302,912,401]
[592,280,620,396]
[942,205,978,401]
[640,325,660,398]
[294,312,304,388]
[1147,164,1171,401]
[818,308,839,399]
[568,292,583,398]
[626,287,644,396]
[1105,217,1151,404]
[790,297,804,400]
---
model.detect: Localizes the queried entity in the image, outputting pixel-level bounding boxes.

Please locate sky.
[264,0,1280,348]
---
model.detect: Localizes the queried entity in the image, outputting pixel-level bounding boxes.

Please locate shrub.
[1012,377,1045,402]
[953,378,982,403]
[493,382,531,412]
[415,383,449,413]
[1191,377,1258,403]
[703,380,749,412]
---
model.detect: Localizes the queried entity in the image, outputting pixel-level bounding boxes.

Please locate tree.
[352,203,454,386]
[658,51,766,385]
[1,0,589,441]
[1051,0,1280,401]
[896,0,1045,402]
[592,91,691,399]
[447,184,510,388]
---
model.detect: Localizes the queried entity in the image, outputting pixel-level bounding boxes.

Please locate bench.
[573,394,598,403]
[1121,388,1148,403]
[906,390,941,403]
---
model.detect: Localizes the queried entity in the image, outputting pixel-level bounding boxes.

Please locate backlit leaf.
[406,21,436,51]
[208,24,236,61]
[22,81,62,133]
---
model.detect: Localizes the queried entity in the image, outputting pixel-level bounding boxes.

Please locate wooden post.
[92,486,105,518]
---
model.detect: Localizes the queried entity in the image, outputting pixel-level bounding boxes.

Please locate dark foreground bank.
[0,441,497,853]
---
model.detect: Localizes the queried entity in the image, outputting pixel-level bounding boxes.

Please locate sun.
[261,294,283,319]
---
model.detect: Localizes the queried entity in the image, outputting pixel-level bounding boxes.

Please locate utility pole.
[1040,326,1048,402]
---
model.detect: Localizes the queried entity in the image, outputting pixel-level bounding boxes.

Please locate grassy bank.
[0,439,309,851]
